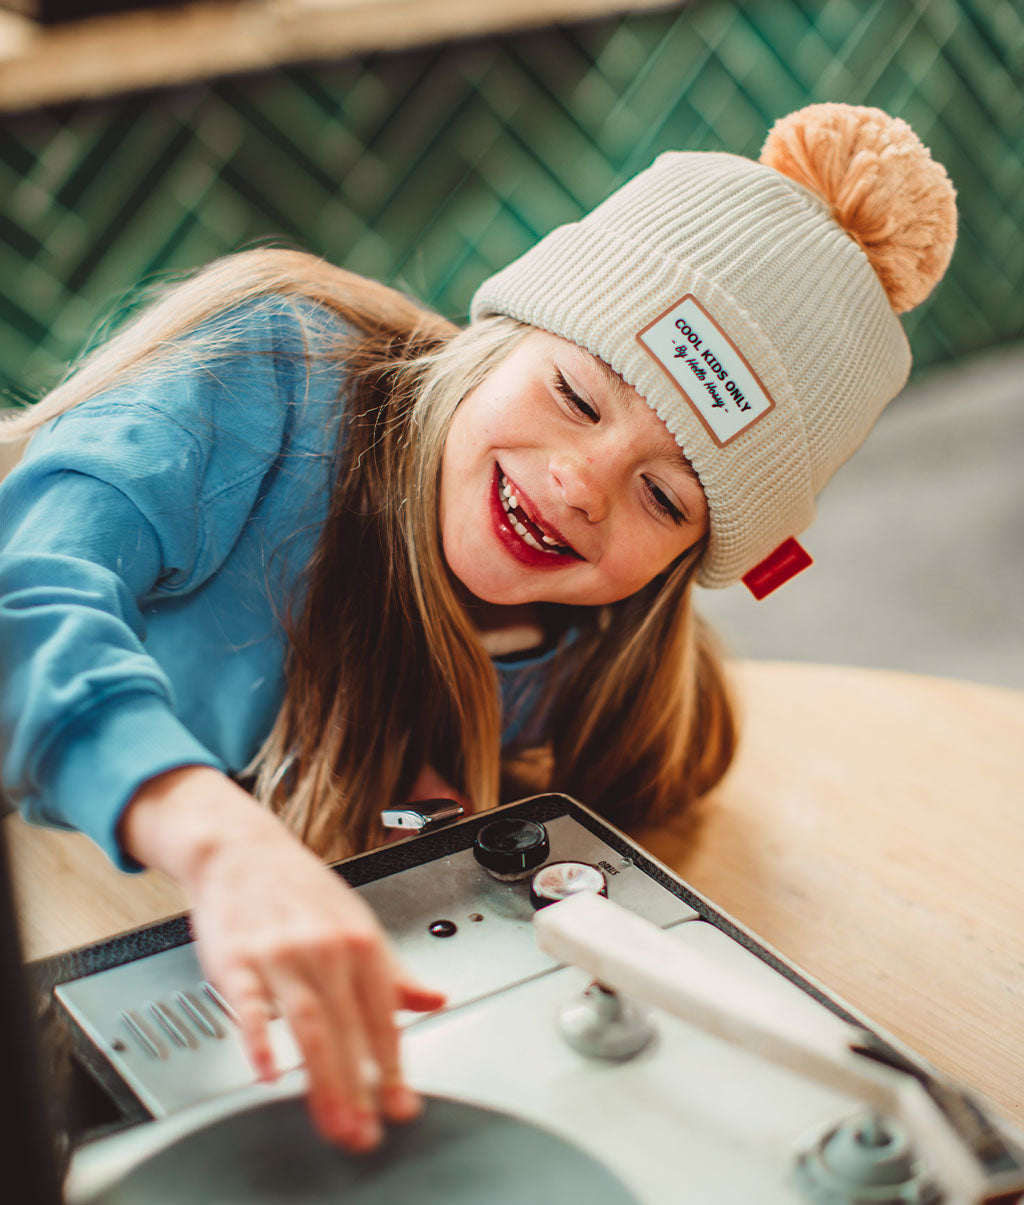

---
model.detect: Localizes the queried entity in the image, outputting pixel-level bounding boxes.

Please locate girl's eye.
[554,371,599,422]
[644,478,685,527]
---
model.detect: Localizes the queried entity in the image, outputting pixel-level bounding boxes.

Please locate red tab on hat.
[742,538,813,600]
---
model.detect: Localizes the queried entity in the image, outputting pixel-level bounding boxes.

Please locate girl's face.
[439,330,709,610]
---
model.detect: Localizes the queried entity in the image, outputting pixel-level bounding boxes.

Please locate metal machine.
[34,794,1024,1204]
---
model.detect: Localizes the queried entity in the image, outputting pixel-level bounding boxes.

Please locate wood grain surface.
[8,659,1023,1126]
[635,660,1024,1127]
[0,0,678,110]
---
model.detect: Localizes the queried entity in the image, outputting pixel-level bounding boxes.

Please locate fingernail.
[352,1112,382,1150]
[382,1082,421,1121]
[318,1104,362,1148]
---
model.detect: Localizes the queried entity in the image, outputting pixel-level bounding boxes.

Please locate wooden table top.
[8,659,1023,1127]
[636,660,1024,1129]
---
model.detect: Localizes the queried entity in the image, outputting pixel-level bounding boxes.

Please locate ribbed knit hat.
[470,104,957,591]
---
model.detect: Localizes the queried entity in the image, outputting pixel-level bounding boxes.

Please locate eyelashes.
[644,480,685,526]
[553,370,599,421]
[552,370,686,526]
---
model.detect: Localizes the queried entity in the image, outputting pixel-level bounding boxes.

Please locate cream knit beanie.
[470,104,957,591]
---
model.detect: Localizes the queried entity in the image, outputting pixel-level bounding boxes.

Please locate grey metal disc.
[91,1094,639,1203]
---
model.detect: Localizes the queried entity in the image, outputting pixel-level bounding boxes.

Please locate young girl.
[0,104,956,1152]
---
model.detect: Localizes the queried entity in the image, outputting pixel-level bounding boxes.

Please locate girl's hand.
[119,765,445,1151]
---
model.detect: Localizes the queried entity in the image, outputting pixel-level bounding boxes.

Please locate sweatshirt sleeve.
[0,297,334,868]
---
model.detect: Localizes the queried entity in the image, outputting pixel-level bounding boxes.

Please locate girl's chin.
[451,574,539,609]
[443,537,550,604]
[448,560,554,609]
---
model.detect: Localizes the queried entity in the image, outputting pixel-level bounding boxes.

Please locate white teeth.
[499,472,567,554]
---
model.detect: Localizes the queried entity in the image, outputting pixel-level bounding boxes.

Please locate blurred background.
[1,0,1022,686]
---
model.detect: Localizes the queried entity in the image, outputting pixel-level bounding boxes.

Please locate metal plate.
[55,811,697,1116]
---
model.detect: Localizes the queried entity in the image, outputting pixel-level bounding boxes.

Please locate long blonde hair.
[2,249,736,856]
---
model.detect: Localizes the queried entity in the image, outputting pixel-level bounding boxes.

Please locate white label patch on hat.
[636,294,775,447]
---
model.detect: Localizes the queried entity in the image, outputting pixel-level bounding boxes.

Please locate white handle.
[534,892,893,1108]
[534,893,1017,1204]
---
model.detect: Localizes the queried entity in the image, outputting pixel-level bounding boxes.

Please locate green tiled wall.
[2,0,1022,408]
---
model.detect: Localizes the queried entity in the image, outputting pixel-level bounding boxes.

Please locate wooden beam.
[0,0,682,111]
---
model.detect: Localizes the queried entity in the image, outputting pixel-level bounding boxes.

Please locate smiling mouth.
[498,473,579,558]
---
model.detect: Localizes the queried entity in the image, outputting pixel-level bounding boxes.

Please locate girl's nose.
[551,453,610,523]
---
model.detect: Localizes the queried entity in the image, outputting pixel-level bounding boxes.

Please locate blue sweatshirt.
[0,298,558,868]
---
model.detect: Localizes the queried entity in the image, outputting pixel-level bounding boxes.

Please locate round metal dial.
[473,818,550,880]
[530,861,608,910]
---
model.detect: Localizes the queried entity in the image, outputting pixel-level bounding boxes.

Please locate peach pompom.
[760,103,956,313]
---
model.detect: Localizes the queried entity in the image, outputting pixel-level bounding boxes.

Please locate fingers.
[255,929,443,1149]
[220,965,277,1083]
[382,942,448,1014]
[268,957,381,1150]
[348,939,411,1124]
[349,941,445,1125]
[191,846,447,1154]
[364,948,447,1120]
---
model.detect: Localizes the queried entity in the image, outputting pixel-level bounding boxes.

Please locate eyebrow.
[590,354,637,407]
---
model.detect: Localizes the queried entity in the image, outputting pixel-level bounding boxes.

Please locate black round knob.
[530,861,608,909]
[473,818,550,880]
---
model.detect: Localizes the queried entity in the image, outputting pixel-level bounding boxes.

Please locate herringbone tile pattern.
[1,0,1021,406]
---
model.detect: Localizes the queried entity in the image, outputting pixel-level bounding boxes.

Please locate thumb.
[396,976,447,1012]
[384,945,447,1012]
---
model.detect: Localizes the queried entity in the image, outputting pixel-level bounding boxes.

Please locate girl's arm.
[0,299,310,860]
[0,298,442,1146]
[120,765,445,1149]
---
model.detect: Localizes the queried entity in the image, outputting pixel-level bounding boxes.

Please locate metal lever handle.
[534,893,1023,1205]
[380,797,464,833]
